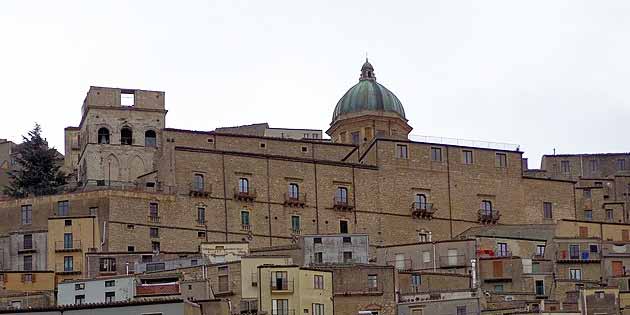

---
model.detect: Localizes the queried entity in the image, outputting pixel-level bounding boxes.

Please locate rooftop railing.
[408,134,520,151]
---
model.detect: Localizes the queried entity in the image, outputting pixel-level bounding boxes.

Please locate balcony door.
[274,271,288,290]
[272,299,288,315]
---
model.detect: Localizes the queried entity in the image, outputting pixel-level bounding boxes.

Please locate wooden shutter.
[493,261,503,277]
[623,230,629,241]
[579,226,588,238]
[613,261,624,276]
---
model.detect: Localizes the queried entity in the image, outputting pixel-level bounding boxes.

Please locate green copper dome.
[332,60,406,122]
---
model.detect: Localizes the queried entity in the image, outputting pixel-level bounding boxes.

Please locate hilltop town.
[1,61,629,315]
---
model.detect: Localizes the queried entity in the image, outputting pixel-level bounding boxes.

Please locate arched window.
[415,194,427,210]
[336,187,348,204]
[238,178,249,193]
[145,130,157,147]
[482,200,493,215]
[98,128,110,144]
[193,174,204,191]
[121,127,133,145]
[288,183,299,199]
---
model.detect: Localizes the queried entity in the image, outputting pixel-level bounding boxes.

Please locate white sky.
[1,1,629,168]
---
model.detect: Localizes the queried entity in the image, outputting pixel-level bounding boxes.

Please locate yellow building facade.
[47,215,100,282]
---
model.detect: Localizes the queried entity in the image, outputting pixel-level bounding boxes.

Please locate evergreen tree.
[3,124,67,197]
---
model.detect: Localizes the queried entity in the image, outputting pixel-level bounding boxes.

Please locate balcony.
[270,279,294,292]
[147,215,161,224]
[556,250,601,263]
[55,240,82,252]
[56,261,82,275]
[332,197,354,211]
[478,209,501,224]
[240,299,258,314]
[335,282,384,295]
[241,224,252,231]
[290,228,302,235]
[17,240,37,254]
[284,193,306,207]
[602,243,630,257]
[411,202,436,219]
[234,188,257,201]
[189,183,211,198]
[439,254,468,268]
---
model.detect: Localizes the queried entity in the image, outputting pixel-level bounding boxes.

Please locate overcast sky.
[1,1,629,167]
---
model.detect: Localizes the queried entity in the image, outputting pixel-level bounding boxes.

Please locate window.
[481,200,493,215]
[569,245,580,259]
[418,232,429,242]
[411,274,421,287]
[120,127,133,145]
[314,275,324,289]
[64,233,73,249]
[193,174,204,191]
[543,202,553,219]
[241,211,250,226]
[589,244,599,253]
[99,258,116,272]
[314,252,323,264]
[367,274,378,289]
[65,219,72,226]
[23,255,32,271]
[152,241,160,252]
[21,205,32,224]
[198,231,206,238]
[335,187,348,204]
[105,291,115,303]
[149,202,159,218]
[415,194,427,210]
[149,227,159,238]
[145,130,157,147]
[57,200,69,216]
[561,160,571,173]
[579,226,588,237]
[536,245,545,257]
[301,146,308,153]
[395,254,405,270]
[238,178,249,193]
[23,234,32,250]
[273,271,288,290]
[494,284,504,292]
[98,127,110,144]
[127,246,135,252]
[535,280,545,296]
[365,127,373,139]
[456,306,467,315]
[431,147,442,161]
[312,303,324,315]
[607,209,614,221]
[146,263,165,272]
[288,183,299,199]
[75,283,85,290]
[584,210,593,220]
[570,268,582,280]
[396,144,408,159]
[120,90,134,106]
[343,236,352,244]
[75,295,85,305]
[22,273,33,282]
[496,153,507,168]
[191,259,198,266]
[497,243,508,257]
[618,159,626,171]
[589,160,598,172]
[313,237,322,244]
[105,280,115,287]
[462,150,473,164]
[339,220,348,234]
[351,132,360,145]
[291,216,300,232]
[196,207,206,224]
[343,251,353,263]
[89,207,98,216]
[422,251,431,263]
[64,256,74,272]
[272,299,289,315]
[583,189,592,198]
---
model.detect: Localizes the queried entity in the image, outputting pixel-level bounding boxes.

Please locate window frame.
[21,205,32,225]
[97,127,110,144]
[314,275,324,289]
[495,153,507,168]
[462,150,474,164]
[396,144,409,159]
[238,178,249,193]
[430,147,442,162]
[543,202,553,219]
